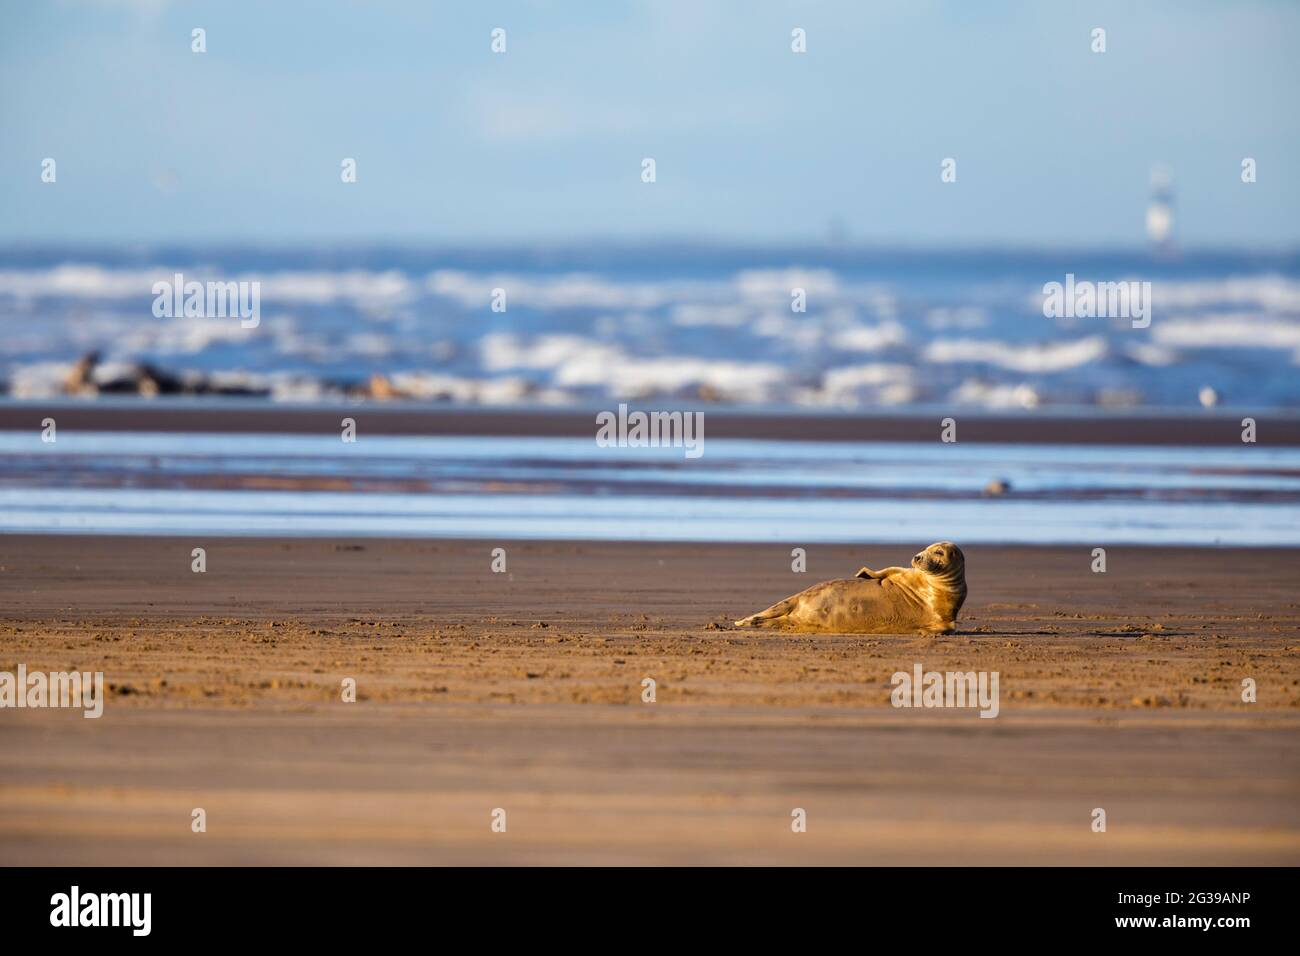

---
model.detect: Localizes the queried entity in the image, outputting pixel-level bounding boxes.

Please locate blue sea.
[2,244,1298,410]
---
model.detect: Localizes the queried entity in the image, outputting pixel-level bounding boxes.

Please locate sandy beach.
[4,0,1300,904]
[2,534,1297,865]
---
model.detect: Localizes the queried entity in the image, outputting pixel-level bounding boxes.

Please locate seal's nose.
[913,552,923,563]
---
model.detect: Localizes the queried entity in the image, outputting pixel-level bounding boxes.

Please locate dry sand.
[1,535,1298,865]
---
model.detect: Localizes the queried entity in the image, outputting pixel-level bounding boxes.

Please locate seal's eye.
[933,549,945,558]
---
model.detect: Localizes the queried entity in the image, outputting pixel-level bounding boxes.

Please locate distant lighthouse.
[1146,164,1174,252]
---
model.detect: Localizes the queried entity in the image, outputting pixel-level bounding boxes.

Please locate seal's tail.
[734,597,796,628]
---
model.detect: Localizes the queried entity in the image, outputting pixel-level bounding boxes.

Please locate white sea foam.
[559,354,784,402]
[949,380,1042,409]
[479,332,784,401]
[925,336,1107,373]
[732,268,840,302]
[480,333,624,372]
[813,364,918,406]
[254,270,414,306]
[1152,314,1300,349]
[1152,276,1300,312]
[829,320,908,352]
[427,267,853,313]
[7,361,73,398]
[0,266,416,306]
[0,265,169,299]
[427,270,699,310]
[121,314,255,354]
[386,372,544,405]
[1123,342,1180,366]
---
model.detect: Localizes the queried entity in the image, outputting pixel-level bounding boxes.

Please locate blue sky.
[2,0,1298,246]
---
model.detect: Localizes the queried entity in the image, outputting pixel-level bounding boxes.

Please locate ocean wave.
[8,361,74,399]
[0,265,417,306]
[829,320,909,352]
[480,333,623,372]
[949,381,1042,409]
[924,336,1108,373]
[732,268,841,301]
[1153,276,1300,312]
[427,270,698,310]
[812,364,918,406]
[3,251,1299,410]
[554,353,786,402]
[123,314,256,354]
[1152,314,1300,349]
[0,265,167,299]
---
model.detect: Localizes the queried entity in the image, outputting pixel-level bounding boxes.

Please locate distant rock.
[61,351,269,398]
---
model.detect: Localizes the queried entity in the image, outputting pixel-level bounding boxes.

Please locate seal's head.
[911,541,965,581]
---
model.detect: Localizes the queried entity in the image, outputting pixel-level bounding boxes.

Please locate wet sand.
[1,535,1298,865]
[4,399,1300,445]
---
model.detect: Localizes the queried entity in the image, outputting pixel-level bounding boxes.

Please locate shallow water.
[2,431,1297,545]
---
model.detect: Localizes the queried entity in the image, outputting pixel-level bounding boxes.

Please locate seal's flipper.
[734,597,797,627]
[857,566,906,580]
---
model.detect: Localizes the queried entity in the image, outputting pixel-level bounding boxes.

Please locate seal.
[733,542,967,634]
